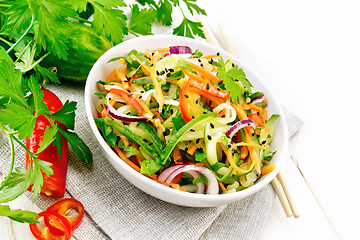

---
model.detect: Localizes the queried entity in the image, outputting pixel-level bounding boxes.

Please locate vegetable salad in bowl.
[93,44,280,195]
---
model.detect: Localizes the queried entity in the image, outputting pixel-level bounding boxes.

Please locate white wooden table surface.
[1,0,358,239]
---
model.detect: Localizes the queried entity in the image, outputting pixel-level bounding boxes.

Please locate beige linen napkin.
[0,82,302,240]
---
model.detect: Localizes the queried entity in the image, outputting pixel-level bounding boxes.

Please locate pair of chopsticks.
[198,18,299,218]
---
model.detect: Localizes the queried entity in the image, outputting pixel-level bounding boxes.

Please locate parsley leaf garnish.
[58,128,93,166]
[0,205,39,224]
[173,16,205,39]
[128,4,157,36]
[217,58,252,104]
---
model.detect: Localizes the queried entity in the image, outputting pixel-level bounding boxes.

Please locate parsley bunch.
[0,0,206,61]
[0,47,92,223]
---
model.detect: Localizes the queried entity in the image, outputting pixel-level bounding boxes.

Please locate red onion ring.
[169,46,192,55]
[250,94,265,104]
[226,119,256,140]
[157,164,184,182]
[106,93,146,122]
[158,164,218,195]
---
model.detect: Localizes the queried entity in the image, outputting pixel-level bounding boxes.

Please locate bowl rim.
[85,35,289,205]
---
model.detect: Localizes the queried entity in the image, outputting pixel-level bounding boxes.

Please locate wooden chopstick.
[200,19,299,218]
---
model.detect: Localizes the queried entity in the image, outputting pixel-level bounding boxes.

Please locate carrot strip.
[109,98,116,107]
[187,143,198,155]
[101,108,108,117]
[219,182,227,193]
[106,69,118,82]
[151,47,169,53]
[201,54,221,60]
[230,102,254,135]
[170,183,184,191]
[186,61,218,82]
[113,145,140,172]
[261,164,275,176]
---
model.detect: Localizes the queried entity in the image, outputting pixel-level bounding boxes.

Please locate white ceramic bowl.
[85,35,288,207]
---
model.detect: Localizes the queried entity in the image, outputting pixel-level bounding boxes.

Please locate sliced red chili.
[29,211,71,240]
[110,88,143,116]
[188,78,230,100]
[248,113,265,127]
[179,80,193,123]
[46,198,85,230]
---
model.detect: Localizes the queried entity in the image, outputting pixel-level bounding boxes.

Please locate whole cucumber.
[42,21,112,83]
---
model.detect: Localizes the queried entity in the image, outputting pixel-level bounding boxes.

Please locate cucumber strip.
[138,121,166,155]
[160,113,217,164]
[105,117,160,160]
[178,125,230,142]
[131,78,153,84]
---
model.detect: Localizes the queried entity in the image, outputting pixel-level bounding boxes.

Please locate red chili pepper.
[248,113,265,127]
[26,89,68,198]
[180,79,230,123]
[110,88,143,116]
[179,80,193,123]
[29,211,71,240]
[46,198,85,230]
[188,78,230,100]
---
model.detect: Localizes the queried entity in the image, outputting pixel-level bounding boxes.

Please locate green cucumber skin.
[42,22,113,83]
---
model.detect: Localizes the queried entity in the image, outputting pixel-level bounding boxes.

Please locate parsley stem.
[13,40,33,65]
[72,15,92,24]
[7,16,34,54]
[0,37,12,46]
[10,135,34,157]
[22,52,50,73]
[0,135,15,191]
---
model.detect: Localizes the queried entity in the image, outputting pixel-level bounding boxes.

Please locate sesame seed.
[185,147,188,151]
[196,139,200,144]
[207,135,212,140]
[166,73,171,77]
[184,94,189,98]
[156,70,159,75]
[210,123,214,129]
[200,63,204,67]
[227,143,232,148]
[152,114,157,119]
[160,70,165,75]
[169,68,174,72]
[232,63,235,67]
[261,140,266,145]
[156,102,159,108]
[128,93,133,97]
[216,52,220,56]
[190,129,195,132]
[206,83,210,90]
